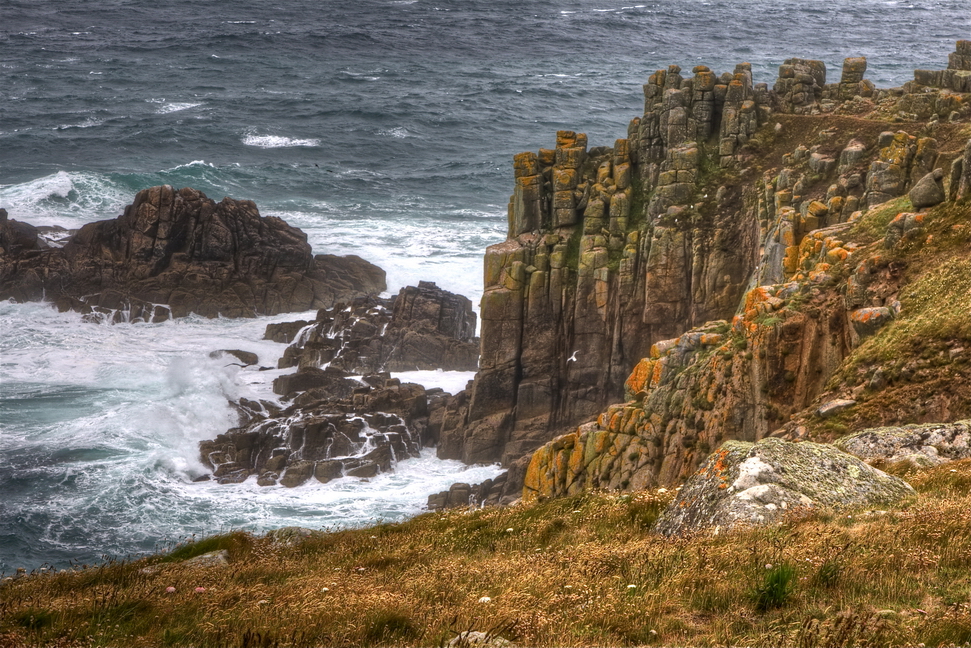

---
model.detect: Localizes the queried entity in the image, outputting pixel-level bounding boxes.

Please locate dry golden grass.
[2,461,970,647]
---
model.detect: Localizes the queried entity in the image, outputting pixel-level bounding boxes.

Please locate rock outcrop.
[200,375,434,486]
[653,437,914,535]
[440,45,971,491]
[275,281,478,374]
[835,420,971,468]
[499,46,971,506]
[0,186,386,320]
[200,281,479,487]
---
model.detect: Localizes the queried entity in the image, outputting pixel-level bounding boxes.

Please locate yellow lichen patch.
[624,358,654,395]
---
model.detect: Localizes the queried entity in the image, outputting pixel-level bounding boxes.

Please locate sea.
[1,0,968,574]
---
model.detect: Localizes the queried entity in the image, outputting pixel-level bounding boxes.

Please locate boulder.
[280,460,316,488]
[654,438,914,536]
[0,186,386,319]
[909,168,946,209]
[835,420,971,468]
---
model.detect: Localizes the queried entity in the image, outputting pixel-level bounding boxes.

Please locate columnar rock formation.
[0,186,386,319]
[440,44,971,506]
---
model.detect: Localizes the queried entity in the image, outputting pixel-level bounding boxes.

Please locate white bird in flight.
[568,350,579,362]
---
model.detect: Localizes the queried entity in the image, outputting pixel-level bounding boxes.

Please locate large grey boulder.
[655,437,914,536]
[909,168,946,209]
[835,420,971,468]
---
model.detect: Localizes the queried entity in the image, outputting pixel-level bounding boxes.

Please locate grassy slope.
[1,460,970,647]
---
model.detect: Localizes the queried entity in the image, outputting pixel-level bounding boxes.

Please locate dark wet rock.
[274,281,479,374]
[210,349,259,366]
[0,186,386,320]
[272,366,359,398]
[201,376,431,488]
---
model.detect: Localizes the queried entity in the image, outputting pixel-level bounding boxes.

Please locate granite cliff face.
[0,185,386,320]
[433,42,971,507]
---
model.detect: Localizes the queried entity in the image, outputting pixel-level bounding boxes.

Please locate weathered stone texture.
[0,186,386,319]
[653,437,914,535]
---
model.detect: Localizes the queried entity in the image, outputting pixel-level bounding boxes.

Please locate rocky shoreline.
[2,42,970,531]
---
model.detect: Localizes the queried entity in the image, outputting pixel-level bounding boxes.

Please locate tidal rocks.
[654,437,914,536]
[200,378,430,487]
[274,281,478,374]
[835,420,971,468]
[0,186,386,319]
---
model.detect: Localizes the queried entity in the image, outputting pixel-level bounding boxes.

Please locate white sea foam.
[0,302,500,571]
[156,102,203,114]
[168,159,217,170]
[263,208,503,312]
[379,126,411,138]
[242,133,322,148]
[0,171,130,228]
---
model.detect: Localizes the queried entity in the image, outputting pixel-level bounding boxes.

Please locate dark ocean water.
[1,0,968,573]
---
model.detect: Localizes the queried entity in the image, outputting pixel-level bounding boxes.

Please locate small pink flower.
[194,587,206,593]
[165,586,176,593]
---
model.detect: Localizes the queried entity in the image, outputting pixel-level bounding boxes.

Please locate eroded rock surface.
[654,437,914,536]
[0,186,386,320]
[275,281,478,374]
[836,420,971,468]
[200,376,432,487]
[439,45,971,484]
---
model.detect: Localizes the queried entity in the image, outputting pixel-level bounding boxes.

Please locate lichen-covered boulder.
[655,437,914,536]
[835,420,971,468]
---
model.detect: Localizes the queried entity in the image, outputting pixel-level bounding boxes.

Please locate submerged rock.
[654,437,914,536]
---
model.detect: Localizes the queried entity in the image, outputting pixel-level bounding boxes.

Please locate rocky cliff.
[435,42,971,505]
[0,185,386,320]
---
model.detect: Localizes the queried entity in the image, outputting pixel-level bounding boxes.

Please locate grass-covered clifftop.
[2,460,969,647]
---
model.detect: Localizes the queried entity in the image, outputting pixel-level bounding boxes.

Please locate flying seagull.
[568,350,579,362]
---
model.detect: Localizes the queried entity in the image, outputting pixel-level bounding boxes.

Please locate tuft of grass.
[160,530,252,563]
[849,195,912,243]
[750,562,797,611]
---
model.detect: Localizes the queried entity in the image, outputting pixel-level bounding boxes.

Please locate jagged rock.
[835,420,971,467]
[280,460,316,488]
[950,138,971,201]
[909,168,946,209]
[275,282,478,374]
[884,211,927,249]
[654,438,914,535]
[200,376,428,487]
[0,186,386,319]
[272,366,358,397]
[0,210,46,254]
[849,307,893,341]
